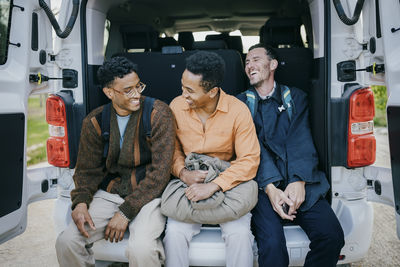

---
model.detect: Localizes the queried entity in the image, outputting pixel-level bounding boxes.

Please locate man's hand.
[284,181,305,216]
[180,168,208,186]
[104,212,129,243]
[71,203,96,238]
[185,182,221,202]
[265,184,295,221]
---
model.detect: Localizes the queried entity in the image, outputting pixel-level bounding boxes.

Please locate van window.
[0,0,12,65]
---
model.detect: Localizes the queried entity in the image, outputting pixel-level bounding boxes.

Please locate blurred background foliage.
[372,85,387,127]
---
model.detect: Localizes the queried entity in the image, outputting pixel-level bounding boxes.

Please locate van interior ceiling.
[96,0,311,43]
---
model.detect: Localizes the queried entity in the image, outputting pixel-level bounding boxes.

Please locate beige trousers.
[163,213,254,267]
[55,190,165,267]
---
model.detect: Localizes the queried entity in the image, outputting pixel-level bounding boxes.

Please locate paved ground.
[0,128,399,267]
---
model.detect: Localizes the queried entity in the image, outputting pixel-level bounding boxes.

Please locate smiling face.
[103,71,142,116]
[245,47,276,89]
[181,69,213,109]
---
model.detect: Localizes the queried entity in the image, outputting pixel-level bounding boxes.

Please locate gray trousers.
[55,190,165,267]
[163,213,254,267]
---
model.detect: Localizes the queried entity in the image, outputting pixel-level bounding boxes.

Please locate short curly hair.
[97,56,138,88]
[185,51,225,92]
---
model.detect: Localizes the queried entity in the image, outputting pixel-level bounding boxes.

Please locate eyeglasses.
[112,81,146,98]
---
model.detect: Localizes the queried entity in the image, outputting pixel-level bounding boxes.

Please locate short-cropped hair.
[248,43,278,62]
[185,51,226,92]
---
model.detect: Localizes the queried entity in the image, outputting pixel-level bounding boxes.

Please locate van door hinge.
[343,37,366,59]
[364,166,394,207]
[41,178,58,193]
[49,49,73,68]
[367,179,382,195]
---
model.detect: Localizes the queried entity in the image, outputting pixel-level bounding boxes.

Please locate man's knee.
[164,219,199,243]
[127,235,159,261]
[55,229,86,260]
[324,229,345,250]
[56,231,74,252]
[224,223,254,243]
[312,225,345,252]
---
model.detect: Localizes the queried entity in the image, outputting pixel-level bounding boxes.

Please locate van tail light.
[46,95,70,167]
[347,87,376,167]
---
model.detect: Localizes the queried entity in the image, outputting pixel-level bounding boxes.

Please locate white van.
[0,0,399,266]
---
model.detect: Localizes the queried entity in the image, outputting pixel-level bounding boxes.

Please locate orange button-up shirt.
[170,89,260,192]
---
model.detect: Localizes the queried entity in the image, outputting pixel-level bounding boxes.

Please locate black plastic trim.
[387,105,400,215]
[80,0,89,115]
[325,0,332,194]
[31,12,38,51]
[337,60,356,82]
[0,113,24,218]
[39,50,46,65]
[62,69,78,88]
[376,0,382,38]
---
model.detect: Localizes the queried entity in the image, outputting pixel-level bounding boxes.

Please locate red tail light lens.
[46,96,66,126]
[347,88,376,167]
[46,137,70,167]
[46,95,70,167]
[349,88,375,121]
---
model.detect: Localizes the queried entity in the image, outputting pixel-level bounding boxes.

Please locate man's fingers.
[185,188,194,200]
[76,219,90,238]
[108,229,116,243]
[104,225,110,240]
[280,193,294,207]
[186,192,194,200]
[86,215,96,231]
[276,205,294,221]
[118,230,125,242]
[288,205,296,216]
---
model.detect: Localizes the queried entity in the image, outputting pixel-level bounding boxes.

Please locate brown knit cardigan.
[71,97,175,220]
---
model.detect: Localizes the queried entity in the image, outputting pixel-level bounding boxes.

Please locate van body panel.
[1,0,399,264]
[376,0,400,238]
[0,0,55,244]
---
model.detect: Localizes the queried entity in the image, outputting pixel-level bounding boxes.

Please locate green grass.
[27,94,49,166]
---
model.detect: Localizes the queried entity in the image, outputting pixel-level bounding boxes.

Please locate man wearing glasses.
[55,56,176,267]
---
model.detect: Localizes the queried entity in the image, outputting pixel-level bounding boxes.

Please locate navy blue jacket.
[237,84,329,211]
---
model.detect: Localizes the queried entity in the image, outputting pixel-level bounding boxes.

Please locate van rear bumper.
[54,192,373,266]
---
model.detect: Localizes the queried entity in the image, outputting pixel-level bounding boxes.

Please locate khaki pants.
[56,190,165,267]
[163,213,254,267]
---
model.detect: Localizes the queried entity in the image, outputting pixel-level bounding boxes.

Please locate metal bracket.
[342,37,366,59]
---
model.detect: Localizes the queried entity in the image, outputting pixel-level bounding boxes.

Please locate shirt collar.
[251,82,282,104]
[215,89,229,113]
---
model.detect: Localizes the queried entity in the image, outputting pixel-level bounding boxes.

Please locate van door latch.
[337,60,384,82]
[29,69,78,88]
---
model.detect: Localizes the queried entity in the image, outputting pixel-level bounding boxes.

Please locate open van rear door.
[376,0,400,239]
[0,0,77,244]
[332,0,400,239]
[356,0,400,238]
